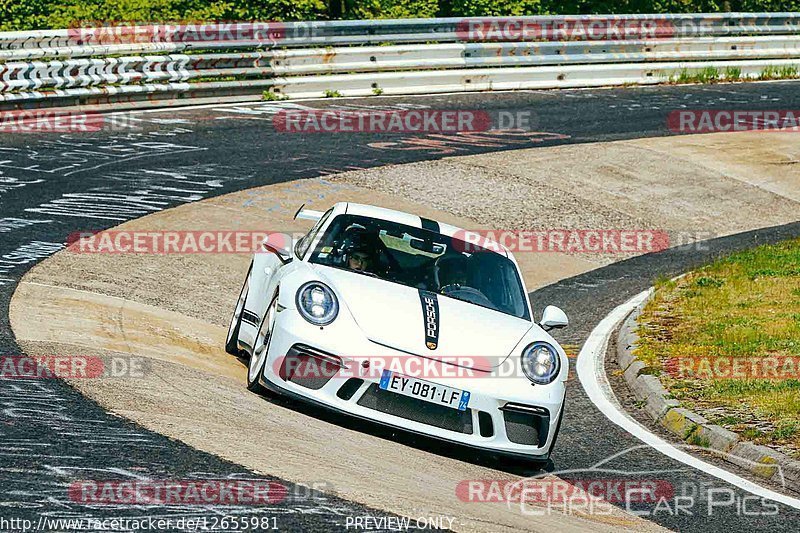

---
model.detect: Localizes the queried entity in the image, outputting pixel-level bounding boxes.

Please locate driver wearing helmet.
[434,254,469,292]
[340,225,377,273]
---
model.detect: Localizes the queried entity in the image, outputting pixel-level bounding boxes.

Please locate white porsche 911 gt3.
[226,202,569,465]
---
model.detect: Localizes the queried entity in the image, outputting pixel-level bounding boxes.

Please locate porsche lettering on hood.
[315,266,532,370]
[418,290,439,350]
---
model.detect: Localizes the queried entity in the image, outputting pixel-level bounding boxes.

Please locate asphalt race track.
[2,81,800,531]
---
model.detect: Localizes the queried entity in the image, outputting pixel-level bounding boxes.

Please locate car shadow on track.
[234,356,553,477]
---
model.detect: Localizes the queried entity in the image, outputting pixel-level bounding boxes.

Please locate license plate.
[379,370,470,411]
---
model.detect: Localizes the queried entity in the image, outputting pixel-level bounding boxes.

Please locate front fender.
[274,262,322,311]
[247,251,286,317]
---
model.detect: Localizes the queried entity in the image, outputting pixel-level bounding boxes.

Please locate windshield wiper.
[441,292,471,305]
[439,289,501,313]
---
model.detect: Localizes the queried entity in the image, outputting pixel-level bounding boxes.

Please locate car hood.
[314,265,532,370]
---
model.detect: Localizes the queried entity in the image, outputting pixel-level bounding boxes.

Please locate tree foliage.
[2,0,798,31]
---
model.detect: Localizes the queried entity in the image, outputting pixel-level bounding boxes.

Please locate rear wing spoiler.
[293,204,324,223]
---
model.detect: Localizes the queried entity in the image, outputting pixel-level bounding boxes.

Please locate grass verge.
[636,238,800,456]
[666,64,800,85]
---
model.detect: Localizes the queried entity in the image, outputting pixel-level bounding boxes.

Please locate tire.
[225,261,252,356]
[247,295,279,394]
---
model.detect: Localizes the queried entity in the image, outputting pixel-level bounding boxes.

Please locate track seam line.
[20,281,136,304]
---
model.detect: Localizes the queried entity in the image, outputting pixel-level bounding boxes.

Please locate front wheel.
[226,262,252,356]
[247,295,278,393]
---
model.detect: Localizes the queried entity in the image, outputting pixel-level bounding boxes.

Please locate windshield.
[309,214,530,320]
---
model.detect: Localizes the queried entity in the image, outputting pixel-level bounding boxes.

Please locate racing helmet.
[434,254,469,289]
[339,225,375,267]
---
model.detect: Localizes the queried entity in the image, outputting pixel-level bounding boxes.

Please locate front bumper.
[260,309,566,459]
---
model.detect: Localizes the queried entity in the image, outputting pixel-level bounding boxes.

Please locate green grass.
[262,90,289,101]
[669,67,721,84]
[759,65,800,81]
[724,66,743,81]
[687,433,711,448]
[636,237,800,454]
[774,421,800,440]
[666,64,800,86]
[710,415,743,426]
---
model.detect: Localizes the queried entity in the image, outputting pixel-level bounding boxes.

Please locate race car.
[225,202,569,465]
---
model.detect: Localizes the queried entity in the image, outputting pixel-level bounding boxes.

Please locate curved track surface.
[2,82,800,531]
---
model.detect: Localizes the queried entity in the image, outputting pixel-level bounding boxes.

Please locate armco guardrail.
[4,13,800,50]
[2,13,800,110]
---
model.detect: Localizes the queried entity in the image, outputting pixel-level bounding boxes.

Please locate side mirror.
[262,233,293,264]
[540,305,568,331]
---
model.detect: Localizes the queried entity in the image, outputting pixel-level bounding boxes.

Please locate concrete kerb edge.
[614,290,800,492]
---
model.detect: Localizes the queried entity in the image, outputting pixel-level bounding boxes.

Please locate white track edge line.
[576,288,800,510]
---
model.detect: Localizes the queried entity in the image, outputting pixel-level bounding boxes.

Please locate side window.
[295,209,333,259]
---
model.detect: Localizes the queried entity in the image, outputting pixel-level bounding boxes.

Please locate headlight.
[521,342,560,385]
[296,282,339,326]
